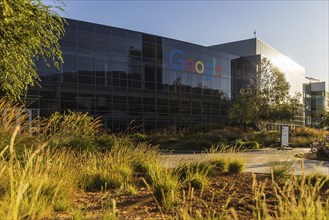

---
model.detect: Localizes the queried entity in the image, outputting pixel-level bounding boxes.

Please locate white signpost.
[281,125,290,147]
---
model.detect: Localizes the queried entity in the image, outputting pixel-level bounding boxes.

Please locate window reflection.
[33,18,233,130]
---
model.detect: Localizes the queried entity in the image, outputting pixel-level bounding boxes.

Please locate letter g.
[169,49,184,71]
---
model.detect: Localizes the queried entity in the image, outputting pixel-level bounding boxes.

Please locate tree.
[228,88,259,131]
[0,0,65,101]
[229,58,300,131]
[320,110,329,129]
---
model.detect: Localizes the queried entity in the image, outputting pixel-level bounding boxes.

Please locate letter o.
[184,59,195,72]
[195,61,204,74]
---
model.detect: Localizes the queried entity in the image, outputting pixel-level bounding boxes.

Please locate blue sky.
[53,0,328,84]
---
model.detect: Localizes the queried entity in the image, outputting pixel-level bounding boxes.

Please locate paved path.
[161,148,329,175]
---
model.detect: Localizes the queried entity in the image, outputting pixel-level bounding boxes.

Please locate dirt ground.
[55,172,329,220]
[304,152,329,161]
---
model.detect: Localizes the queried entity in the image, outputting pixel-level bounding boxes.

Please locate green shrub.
[197,130,228,143]
[131,143,161,181]
[80,172,112,192]
[80,164,133,192]
[76,143,161,194]
[289,136,313,148]
[78,146,136,192]
[218,129,242,142]
[199,129,241,144]
[263,136,280,148]
[310,135,329,158]
[144,125,245,150]
[93,135,116,152]
[316,144,329,158]
[0,133,40,160]
[208,145,244,173]
[50,136,96,151]
[248,130,280,148]
[228,159,245,174]
[148,136,179,149]
[209,157,228,172]
[188,172,209,190]
[223,126,244,135]
[267,130,280,135]
[178,138,213,150]
[269,160,295,177]
[236,140,260,150]
[149,129,239,150]
[129,132,148,143]
[41,111,103,151]
[292,127,328,138]
[150,167,179,210]
[175,161,213,181]
[187,123,224,134]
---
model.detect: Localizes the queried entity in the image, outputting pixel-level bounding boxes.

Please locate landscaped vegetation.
[228,58,301,132]
[1,1,328,219]
[0,98,328,219]
[130,123,328,151]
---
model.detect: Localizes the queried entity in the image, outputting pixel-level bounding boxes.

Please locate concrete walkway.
[161,148,329,175]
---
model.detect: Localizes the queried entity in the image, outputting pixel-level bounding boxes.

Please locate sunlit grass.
[268,159,296,177]
[0,97,328,219]
[0,127,78,219]
[207,145,246,173]
[252,171,329,220]
[175,161,213,191]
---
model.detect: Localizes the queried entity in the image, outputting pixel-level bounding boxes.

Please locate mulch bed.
[56,172,328,219]
[304,152,329,161]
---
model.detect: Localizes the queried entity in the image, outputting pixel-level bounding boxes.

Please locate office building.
[210,38,308,126]
[304,78,329,127]
[28,18,236,130]
[25,18,309,130]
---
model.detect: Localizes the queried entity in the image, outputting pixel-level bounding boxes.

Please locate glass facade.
[230,55,260,98]
[213,39,308,127]
[304,81,329,127]
[256,39,308,100]
[231,54,306,126]
[28,19,235,130]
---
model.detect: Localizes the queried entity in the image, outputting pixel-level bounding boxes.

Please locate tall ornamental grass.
[207,145,246,173]
[175,161,213,191]
[252,171,329,220]
[0,98,40,159]
[0,127,78,219]
[78,149,135,192]
[40,111,103,151]
[0,98,29,134]
[268,159,295,177]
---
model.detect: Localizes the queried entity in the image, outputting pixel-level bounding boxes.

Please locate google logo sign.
[169,49,222,77]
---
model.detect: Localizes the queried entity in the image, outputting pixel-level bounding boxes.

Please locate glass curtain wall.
[29,19,233,130]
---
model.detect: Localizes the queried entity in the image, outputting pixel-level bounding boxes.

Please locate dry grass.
[0,98,30,134]
[0,98,40,159]
[0,128,78,219]
[207,145,246,173]
[0,99,328,219]
[41,111,102,137]
[40,111,103,151]
[252,171,329,219]
[292,127,328,138]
